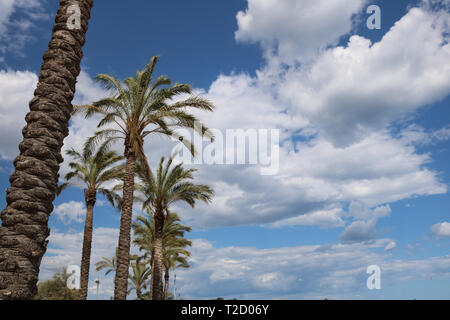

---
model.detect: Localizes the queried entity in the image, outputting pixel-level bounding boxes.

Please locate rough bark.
[151,211,164,300]
[136,284,141,300]
[113,145,136,300]
[163,268,169,300]
[0,0,94,300]
[78,188,96,300]
[148,250,154,300]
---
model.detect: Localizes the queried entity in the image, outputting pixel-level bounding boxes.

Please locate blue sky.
[0,0,449,299]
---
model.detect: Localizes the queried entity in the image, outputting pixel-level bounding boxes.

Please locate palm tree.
[0,0,94,300]
[133,211,192,299]
[57,143,123,300]
[127,261,151,300]
[75,56,215,299]
[95,247,118,277]
[133,212,191,265]
[163,247,190,300]
[138,156,213,300]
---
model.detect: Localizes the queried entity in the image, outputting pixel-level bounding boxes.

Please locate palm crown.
[74,55,215,178]
[57,142,124,202]
[139,155,214,214]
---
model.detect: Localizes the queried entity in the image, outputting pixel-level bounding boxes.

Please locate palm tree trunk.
[151,211,164,300]
[136,284,141,300]
[78,188,96,300]
[0,0,94,300]
[163,268,170,300]
[113,147,136,300]
[148,252,154,300]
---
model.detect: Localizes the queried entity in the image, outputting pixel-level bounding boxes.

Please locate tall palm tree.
[127,261,151,300]
[133,211,192,299]
[57,143,123,300]
[75,56,215,299]
[163,246,190,300]
[0,0,94,300]
[139,156,213,300]
[133,212,191,266]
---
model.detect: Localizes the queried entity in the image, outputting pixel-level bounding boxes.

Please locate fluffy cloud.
[279,6,450,145]
[339,219,377,243]
[166,2,448,230]
[429,222,450,239]
[0,0,47,56]
[178,131,446,229]
[174,238,450,299]
[348,202,391,221]
[339,203,392,243]
[54,201,85,225]
[268,207,345,229]
[0,69,37,160]
[235,0,368,64]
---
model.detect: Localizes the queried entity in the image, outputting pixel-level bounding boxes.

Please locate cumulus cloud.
[178,130,446,229]
[174,238,450,299]
[339,203,392,243]
[0,0,48,56]
[348,202,391,221]
[339,219,377,243]
[53,201,85,225]
[268,207,345,229]
[0,69,37,160]
[168,2,448,230]
[429,222,450,239]
[235,0,368,64]
[279,6,450,145]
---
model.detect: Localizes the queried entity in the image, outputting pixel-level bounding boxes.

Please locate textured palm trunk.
[0,0,94,300]
[136,284,142,300]
[113,146,136,300]
[151,211,164,300]
[78,188,96,300]
[163,268,169,300]
[148,250,154,300]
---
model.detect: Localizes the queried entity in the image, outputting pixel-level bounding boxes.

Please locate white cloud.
[54,201,85,224]
[348,202,391,221]
[268,207,345,229]
[0,0,47,56]
[178,130,446,229]
[175,238,450,299]
[279,6,450,145]
[339,203,392,244]
[0,69,37,160]
[429,222,450,239]
[235,0,368,64]
[433,127,450,142]
[174,2,450,229]
[384,241,397,251]
[339,219,377,243]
